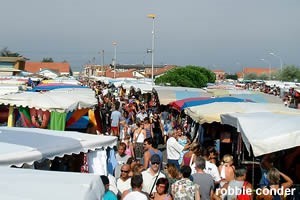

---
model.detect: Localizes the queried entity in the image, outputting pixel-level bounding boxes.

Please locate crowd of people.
[241,81,300,108]
[102,142,295,200]
[75,80,293,200]
[83,80,296,200]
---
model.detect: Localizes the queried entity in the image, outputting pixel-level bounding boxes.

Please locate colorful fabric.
[178,137,188,165]
[80,153,89,173]
[93,107,102,133]
[107,148,117,175]
[49,112,67,131]
[19,107,32,127]
[7,106,15,127]
[30,108,50,129]
[66,108,88,127]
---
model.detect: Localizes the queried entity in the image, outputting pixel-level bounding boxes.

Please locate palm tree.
[0,47,21,57]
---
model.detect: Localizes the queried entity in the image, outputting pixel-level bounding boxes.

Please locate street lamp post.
[236,62,244,79]
[147,14,156,85]
[112,41,117,79]
[99,50,105,76]
[260,58,272,80]
[269,52,283,74]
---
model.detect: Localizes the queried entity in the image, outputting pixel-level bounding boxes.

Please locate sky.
[1,0,300,73]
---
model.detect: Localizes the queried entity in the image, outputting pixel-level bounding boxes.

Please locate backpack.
[237,181,251,200]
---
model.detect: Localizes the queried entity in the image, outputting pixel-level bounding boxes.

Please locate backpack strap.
[134,130,142,143]
[189,154,195,166]
[149,171,160,195]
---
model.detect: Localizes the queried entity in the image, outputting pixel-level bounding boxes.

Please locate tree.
[280,65,300,82]
[42,57,54,62]
[243,73,258,80]
[185,65,216,83]
[225,74,238,80]
[270,71,280,80]
[155,66,215,88]
[258,73,269,80]
[0,47,21,57]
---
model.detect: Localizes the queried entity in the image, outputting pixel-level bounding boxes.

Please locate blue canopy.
[29,84,88,92]
[182,96,253,110]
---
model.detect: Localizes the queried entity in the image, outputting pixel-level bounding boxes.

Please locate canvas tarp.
[185,102,300,124]
[206,89,282,104]
[0,127,117,167]
[220,112,300,157]
[0,167,104,200]
[155,86,211,105]
[0,88,97,112]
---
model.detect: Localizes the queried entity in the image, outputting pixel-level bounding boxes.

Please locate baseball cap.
[150,154,161,164]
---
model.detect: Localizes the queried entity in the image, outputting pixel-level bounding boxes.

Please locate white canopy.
[122,82,154,93]
[220,112,300,157]
[0,88,97,112]
[0,85,22,96]
[185,102,300,124]
[0,127,117,167]
[0,167,104,200]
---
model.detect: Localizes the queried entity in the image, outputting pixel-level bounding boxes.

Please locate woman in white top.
[218,154,235,187]
[133,122,146,160]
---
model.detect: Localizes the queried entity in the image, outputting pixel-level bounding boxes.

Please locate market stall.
[0,126,117,170]
[220,112,300,156]
[0,167,104,200]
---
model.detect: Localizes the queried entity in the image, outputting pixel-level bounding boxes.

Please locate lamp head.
[147,14,156,19]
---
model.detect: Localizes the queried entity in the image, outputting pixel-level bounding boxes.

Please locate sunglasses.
[121,170,129,173]
[152,162,160,165]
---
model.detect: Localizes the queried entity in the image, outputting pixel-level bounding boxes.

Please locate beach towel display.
[49,112,67,131]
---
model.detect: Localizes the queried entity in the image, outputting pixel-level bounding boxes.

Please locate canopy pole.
[252,156,255,187]
[7,106,15,127]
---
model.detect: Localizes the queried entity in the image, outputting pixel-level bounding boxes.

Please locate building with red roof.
[212,69,226,80]
[83,64,176,79]
[237,67,278,79]
[144,65,176,78]
[25,61,71,75]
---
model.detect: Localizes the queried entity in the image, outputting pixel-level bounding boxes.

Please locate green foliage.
[155,66,215,88]
[258,73,269,80]
[225,74,238,80]
[269,71,280,80]
[243,65,300,81]
[42,57,54,62]
[280,65,300,81]
[0,47,21,57]
[244,73,258,80]
[185,65,216,83]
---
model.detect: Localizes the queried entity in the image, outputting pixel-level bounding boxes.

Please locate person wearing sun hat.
[141,154,166,195]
